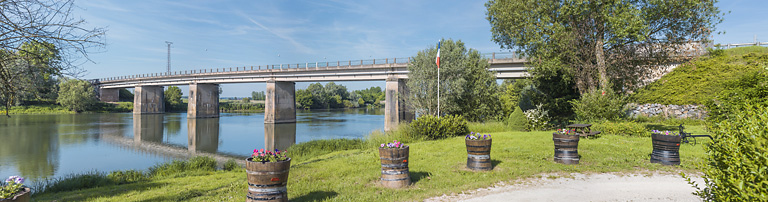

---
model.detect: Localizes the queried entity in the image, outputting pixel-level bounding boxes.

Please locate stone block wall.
[626,103,707,119]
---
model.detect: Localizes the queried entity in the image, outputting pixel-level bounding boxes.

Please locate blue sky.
[74,0,768,97]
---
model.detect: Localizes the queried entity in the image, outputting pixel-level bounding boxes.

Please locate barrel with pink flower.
[465,132,493,170]
[246,149,290,202]
[378,140,410,188]
[553,128,580,164]
[1,176,30,202]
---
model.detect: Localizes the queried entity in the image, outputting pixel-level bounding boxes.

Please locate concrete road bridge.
[93,52,528,131]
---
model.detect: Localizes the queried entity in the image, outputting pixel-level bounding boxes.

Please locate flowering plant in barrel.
[245,149,291,202]
[650,130,682,165]
[465,132,492,170]
[553,129,580,164]
[378,140,410,188]
[1,176,30,202]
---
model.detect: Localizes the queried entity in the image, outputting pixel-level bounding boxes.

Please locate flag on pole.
[435,41,441,68]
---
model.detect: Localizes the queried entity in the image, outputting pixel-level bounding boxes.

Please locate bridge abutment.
[385,77,414,131]
[99,88,119,102]
[133,86,165,114]
[265,80,296,124]
[188,83,220,118]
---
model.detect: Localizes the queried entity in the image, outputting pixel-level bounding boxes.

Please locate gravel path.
[425,172,704,202]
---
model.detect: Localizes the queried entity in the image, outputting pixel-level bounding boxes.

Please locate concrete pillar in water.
[385,77,415,131]
[133,86,164,114]
[188,83,220,118]
[133,114,164,143]
[264,80,296,123]
[264,123,297,152]
[99,88,119,102]
[188,117,220,153]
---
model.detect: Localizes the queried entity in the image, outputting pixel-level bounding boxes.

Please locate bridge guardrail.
[99,52,533,82]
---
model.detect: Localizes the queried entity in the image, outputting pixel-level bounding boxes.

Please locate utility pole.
[165,41,173,73]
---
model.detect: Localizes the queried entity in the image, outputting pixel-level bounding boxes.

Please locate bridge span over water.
[93,53,528,131]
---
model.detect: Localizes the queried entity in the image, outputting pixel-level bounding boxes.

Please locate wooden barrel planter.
[650,133,682,165]
[245,158,291,202]
[465,139,492,170]
[3,187,30,202]
[379,146,410,188]
[553,133,580,164]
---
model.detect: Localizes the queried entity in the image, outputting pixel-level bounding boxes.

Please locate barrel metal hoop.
[246,170,288,175]
[381,163,408,168]
[466,145,491,148]
[467,154,490,159]
[246,195,285,201]
[248,186,287,193]
[248,182,287,188]
[381,177,410,181]
[380,157,407,161]
[382,169,409,175]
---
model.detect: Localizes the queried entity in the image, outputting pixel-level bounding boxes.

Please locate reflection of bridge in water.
[99,114,296,165]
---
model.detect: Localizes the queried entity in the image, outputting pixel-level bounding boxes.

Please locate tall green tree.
[295,89,313,109]
[164,86,183,111]
[251,91,266,100]
[406,39,502,121]
[0,0,106,116]
[486,0,723,94]
[56,79,97,112]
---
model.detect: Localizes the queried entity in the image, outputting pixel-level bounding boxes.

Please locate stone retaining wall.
[627,103,707,119]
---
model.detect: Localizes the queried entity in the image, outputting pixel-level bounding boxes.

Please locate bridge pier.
[99,88,119,102]
[188,83,220,118]
[385,77,415,131]
[265,80,296,123]
[133,86,164,114]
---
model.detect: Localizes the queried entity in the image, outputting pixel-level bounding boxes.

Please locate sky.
[72,0,768,97]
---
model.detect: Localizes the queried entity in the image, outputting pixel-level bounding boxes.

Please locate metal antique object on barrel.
[553,133,580,164]
[379,145,410,188]
[466,138,492,170]
[650,133,682,165]
[246,158,291,202]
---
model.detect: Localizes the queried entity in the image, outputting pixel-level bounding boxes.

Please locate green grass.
[0,104,74,114]
[33,126,710,201]
[631,46,768,105]
[468,121,510,133]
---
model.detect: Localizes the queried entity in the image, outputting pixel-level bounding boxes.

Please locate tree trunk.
[595,35,608,90]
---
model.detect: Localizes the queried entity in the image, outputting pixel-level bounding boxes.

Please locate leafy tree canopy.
[57,78,97,112]
[486,0,723,94]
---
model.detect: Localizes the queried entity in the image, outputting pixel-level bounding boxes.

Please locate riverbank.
[32,126,710,201]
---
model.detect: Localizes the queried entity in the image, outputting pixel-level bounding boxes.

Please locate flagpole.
[437,66,440,118]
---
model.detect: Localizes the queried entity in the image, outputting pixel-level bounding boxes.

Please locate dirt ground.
[425,172,704,202]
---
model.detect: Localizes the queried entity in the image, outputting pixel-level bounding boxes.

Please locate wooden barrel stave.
[553,133,580,165]
[650,133,682,165]
[466,139,492,170]
[379,146,410,188]
[246,158,291,202]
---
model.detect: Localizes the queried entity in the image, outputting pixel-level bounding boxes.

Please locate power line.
[165,41,173,73]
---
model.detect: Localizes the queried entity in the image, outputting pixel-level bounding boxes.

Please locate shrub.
[107,170,147,185]
[407,115,469,140]
[523,104,550,131]
[223,160,239,171]
[506,106,527,131]
[187,156,217,171]
[591,120,649,137]
[570,88,628,122]
[705,69,768,123]
[687,104,768,201]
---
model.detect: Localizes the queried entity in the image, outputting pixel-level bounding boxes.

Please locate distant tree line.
[296,82,384,109]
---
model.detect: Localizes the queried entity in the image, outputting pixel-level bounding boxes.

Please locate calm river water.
[0,108,383,183]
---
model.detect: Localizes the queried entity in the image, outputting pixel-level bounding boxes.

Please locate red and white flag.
[435,41,441,69]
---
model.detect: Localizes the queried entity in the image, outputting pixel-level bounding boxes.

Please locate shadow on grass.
[645,124,677,131]
[33,182,168,202]
[410,171,433,184]
[491,159,502,169]
[292,191,338,202]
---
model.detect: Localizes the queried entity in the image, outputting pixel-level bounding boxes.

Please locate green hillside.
[631,46,768,105]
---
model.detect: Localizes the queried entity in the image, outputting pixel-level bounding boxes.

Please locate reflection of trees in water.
[165,114,182,137]
[0,115,59,180]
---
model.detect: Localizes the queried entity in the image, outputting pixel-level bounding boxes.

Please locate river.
[0,108,384,183]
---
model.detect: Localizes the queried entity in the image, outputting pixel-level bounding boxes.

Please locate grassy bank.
[33,125,710,201]
[0,104,74,115]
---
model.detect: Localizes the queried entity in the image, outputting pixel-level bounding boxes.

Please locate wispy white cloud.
[235,11,314,54]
